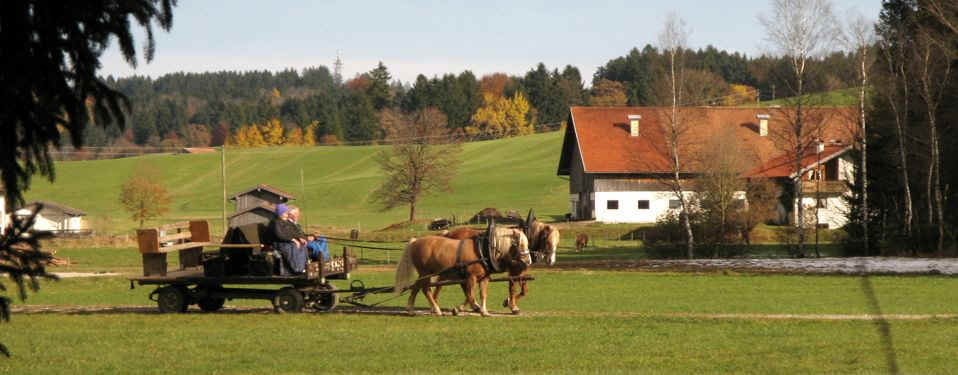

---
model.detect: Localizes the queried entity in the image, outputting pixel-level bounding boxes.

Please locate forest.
[76,45,865,151]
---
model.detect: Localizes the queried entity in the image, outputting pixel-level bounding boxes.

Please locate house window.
[607,200,619,210]
[817,198,828,209]
[668,199,681,209]
[638,200,650,210]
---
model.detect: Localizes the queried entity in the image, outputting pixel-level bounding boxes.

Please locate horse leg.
[431,285,442,306]
[460,276,480,313]
[478,278,491,317]
[406,282,421,316]
[506,279,520,314]
[421,283,442,316]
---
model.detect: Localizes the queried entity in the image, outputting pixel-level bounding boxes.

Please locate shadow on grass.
[858,262,900,375]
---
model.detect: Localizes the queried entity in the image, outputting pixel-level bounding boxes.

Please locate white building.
[13,201,88,234]
[0,189,6,236]
[557,106,858,229]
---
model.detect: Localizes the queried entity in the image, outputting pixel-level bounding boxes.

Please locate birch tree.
[841,11,876,255]
[657,12,696,259]
[913,27,952,255]
[758,0,838,257]
[876,4,916,240]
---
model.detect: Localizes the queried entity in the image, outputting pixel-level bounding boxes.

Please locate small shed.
[229,184,295,213]
[14,200,88,234]
[228,204,277,229]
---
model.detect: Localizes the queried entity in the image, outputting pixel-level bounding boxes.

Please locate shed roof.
[20,201,87,216]
[228,184,296,201]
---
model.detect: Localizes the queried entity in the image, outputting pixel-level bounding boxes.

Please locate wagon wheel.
[310,284,338,312]
[198,297,226,312]
[273,287,305,313]
[156,286,189,313]
[193,285,226,312]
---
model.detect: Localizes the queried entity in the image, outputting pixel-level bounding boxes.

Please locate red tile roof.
[745,144,852,178]
[559,106,856,176]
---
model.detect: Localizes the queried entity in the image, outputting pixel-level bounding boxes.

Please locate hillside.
[26,131,568,234]
[758,87,859,107]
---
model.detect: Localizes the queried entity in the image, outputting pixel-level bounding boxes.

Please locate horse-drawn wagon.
[130,220,356,313]
[129,211,557,315]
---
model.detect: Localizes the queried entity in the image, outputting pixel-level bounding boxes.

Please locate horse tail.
[394,239,418,295]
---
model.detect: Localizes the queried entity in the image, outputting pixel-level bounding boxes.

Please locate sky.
[99,0,883,84]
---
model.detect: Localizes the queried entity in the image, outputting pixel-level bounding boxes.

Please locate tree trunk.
[859,59,869,256]
[885,50,914,239]
[408,198,417,223]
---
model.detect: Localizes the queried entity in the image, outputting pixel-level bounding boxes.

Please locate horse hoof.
[451,308,459,316]
[511,309,521,315]
[502,299,509,308]
[480,311,491,317]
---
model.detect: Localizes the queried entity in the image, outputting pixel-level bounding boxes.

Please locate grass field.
[25,130,568,235]
[1,244,957,373]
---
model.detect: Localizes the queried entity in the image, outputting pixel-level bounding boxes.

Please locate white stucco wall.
[796,196,849,229]
[595,191,694,224]
[13,209,87,232]
[0,195,6,235]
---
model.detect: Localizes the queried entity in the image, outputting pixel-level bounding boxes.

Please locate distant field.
[759,87,859,107]
[26,130,569,234]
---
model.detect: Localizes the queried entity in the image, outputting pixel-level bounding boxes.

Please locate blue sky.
[100,0,882,84]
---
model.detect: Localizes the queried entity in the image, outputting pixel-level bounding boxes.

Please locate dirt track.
[10,304,958,321]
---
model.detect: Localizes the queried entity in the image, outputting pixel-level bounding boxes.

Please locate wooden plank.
[159,231,193,243]
[157,221,191,231]
[189,220,211,242]
[136,229,160,253]
[160,241,213,253]
[142,253,167,276]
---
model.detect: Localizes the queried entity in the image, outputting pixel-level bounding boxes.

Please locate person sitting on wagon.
[285,206,330,262]
[269,204,309,275]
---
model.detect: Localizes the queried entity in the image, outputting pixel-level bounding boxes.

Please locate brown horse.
[575,233,589,252]
[441,220,559,314]
[394,227,530,316]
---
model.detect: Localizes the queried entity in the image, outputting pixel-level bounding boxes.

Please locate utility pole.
[300,167,306,229]
[221,144,228,236]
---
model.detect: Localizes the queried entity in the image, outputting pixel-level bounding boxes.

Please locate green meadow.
[26,130,569,234]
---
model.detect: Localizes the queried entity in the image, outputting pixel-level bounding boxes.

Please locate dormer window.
[628,114,641,137]
[756,114,770,136]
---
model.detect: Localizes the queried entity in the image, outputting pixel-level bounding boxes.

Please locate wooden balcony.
[800,180,847,194]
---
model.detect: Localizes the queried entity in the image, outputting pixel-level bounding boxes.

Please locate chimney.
[628,114,641,137]
[756,114,770,136]
[817,140,825,153]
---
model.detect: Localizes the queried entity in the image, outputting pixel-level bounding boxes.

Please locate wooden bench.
[136,220,260,276]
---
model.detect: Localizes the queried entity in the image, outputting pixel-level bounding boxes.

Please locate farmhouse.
[557,106,857,228]
[12,200,89,234]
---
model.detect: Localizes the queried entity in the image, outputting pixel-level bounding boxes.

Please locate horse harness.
[451,231,499,278]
